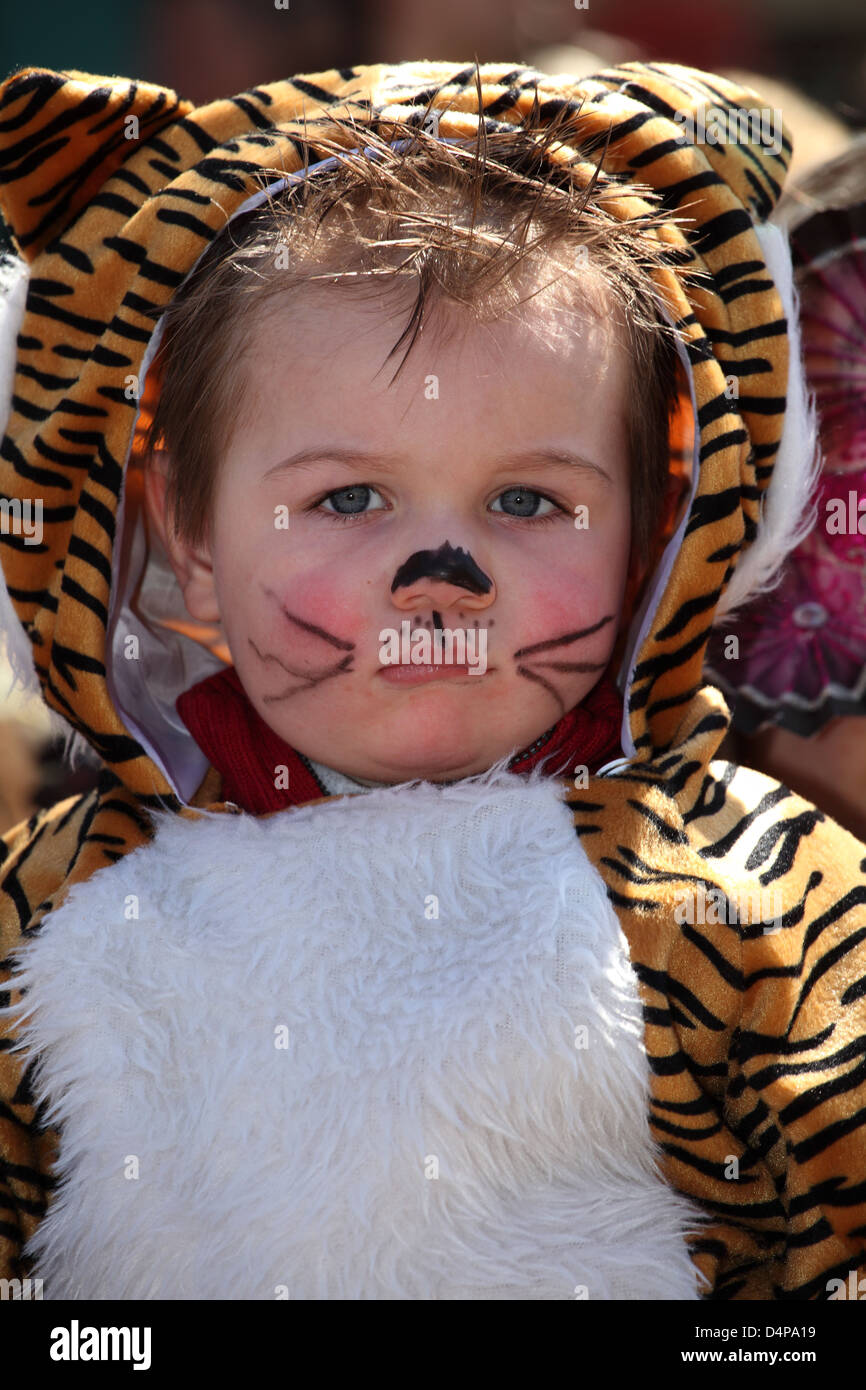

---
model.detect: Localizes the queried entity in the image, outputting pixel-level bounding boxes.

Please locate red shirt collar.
[176,664,624,815]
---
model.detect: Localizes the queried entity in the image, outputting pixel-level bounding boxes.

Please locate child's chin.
[365,741,490,785]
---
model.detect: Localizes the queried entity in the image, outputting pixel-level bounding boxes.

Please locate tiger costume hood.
[0,59,865,1301]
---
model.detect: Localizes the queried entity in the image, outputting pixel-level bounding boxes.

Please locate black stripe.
[699,783,791,859]
[73,185,139,217]
[148,157,186,181]
[67,533,113,588]
[4,581,57,612]
[735,394,787,416]
[52,637,107,689]
[693,208,754,256]
[9,355,74,389]
[629,134,686,169]
[791,1105,866,1166]
[744,808,824,881]
[155,186,212,206]
[685,486,741,535]
[696,391,738,431]
[790,924,866,1030]
[49,792,91,839]
[649,1111,725,1142]
[1,433,73,490]
[27,276,74,298]
[9,392,50,423]
[112,167,155,199]
[632,963,728,1029]
[91,343,135,368]
[95,796,155,839]
[154,206,216,240]
[630,625,711,694]
[146,134,180,162]
[25,293,107,336]
[712,259,766,288]
[733,1023,835,1065]
[30,435,93,471]
[56,397,108,417]
[718,275,775,305]
[175,115,220,155]
[230,96,275,131]
[289,76,349,105]
[104,314,152,345]
[101,236,186,288]
[645,686,704,722]
[194,154,278,193]
[654,590,721,641]
[0,69,64,118]
[704,318,787,348]
[79,488,117,543]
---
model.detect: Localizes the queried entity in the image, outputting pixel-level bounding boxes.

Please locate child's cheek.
[518,571,618,649]
[265,572,366,649]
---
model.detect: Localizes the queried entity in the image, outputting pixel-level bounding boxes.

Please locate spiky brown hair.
[143,79,687,564]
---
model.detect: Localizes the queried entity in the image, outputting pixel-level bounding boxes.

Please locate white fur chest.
[9,766,706,1300]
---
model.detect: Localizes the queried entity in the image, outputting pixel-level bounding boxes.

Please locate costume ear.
[594,62,792,221]
[0,67,194,261]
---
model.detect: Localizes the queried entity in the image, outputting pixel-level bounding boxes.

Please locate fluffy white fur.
[5,763,710,1301]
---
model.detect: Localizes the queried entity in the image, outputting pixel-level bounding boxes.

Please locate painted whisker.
[513,613,615,660]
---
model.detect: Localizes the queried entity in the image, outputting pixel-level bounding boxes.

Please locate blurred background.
[1,0,864,832]
[1,0,864,143]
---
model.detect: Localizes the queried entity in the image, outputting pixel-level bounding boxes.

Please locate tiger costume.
[0,58,865,1300]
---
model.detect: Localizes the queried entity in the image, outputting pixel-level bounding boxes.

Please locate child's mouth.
[378,664,489,686]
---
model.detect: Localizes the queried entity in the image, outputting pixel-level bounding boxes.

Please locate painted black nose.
[391,541,494,600]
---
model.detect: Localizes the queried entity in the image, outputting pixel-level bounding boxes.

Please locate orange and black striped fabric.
[0,59,864,1298]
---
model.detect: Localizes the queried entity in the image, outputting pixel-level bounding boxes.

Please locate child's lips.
[378,664,491,687]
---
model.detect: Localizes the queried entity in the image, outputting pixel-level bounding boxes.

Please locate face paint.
[391,541,493,597]
[512,614,615,715]
[251,587,356,703]
[248,640,354,703]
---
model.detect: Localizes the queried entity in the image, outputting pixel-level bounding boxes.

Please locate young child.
[1,58,865,1302]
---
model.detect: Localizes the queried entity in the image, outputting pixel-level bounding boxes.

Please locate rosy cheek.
[518,577,612,649]
[265,574,366,648]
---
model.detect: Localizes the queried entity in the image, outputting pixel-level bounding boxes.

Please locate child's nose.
[391,578,496,613]
[389,541,496,613]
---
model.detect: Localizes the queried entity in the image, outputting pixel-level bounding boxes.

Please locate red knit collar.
[176,665,624,816]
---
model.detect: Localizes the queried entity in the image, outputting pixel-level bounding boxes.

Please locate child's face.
[152,278,634,785]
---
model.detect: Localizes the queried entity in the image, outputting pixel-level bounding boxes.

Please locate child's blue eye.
[319,485,387,516]
[313,483,561,523]
[490,487,558,519]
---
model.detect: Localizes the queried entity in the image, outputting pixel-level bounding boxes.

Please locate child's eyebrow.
[263,446,612,483]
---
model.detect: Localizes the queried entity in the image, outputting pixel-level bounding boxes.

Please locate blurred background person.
[707,137,866,842]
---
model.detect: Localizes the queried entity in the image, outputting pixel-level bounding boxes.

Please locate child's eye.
[311,483,563,524]
[490,487,560,520]
[316,484,388,518]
